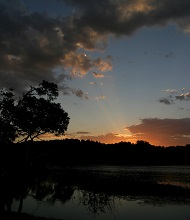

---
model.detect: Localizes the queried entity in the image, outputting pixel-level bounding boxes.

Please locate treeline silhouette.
[2,139,190,169]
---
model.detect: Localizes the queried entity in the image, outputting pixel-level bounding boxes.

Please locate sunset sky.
[1,0,190,146]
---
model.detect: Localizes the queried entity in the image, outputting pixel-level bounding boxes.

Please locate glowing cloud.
[95,95,106,101]
[127,118,190,146]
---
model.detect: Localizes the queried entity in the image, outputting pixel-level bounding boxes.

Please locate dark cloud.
[70,88,89,99]
[64,0,190,35]
[178,107,185,111]
[1,0,190,94]
[0,0,112,94]
[158,97,174,105]
[165,52,175,58]
[76,131,90,135]
[159,89,190,106]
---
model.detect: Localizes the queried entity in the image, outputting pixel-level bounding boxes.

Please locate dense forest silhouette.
[2,139,190,171]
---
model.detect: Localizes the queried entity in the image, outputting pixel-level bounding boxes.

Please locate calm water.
[11,165,190,220]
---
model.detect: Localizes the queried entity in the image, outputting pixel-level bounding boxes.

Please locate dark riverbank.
[1,211,61,220]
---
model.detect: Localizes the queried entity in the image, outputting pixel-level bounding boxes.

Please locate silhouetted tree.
[0,88,17,143]
[0,80,70,143]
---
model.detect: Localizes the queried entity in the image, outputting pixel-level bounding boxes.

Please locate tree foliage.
[0,80,70,143]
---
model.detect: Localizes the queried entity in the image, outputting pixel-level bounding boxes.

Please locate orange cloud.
[127,118,190,146]
[92,72,105,78]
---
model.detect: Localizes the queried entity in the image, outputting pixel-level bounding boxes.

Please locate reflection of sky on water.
[159,181,190,189]
[73,165,190,187]
[11,166,190,220]
[12,191,116,220]
[12,191,190,220]
[117,199,190,220]
[74,165,190,173]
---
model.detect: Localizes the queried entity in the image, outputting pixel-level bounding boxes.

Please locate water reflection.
[1,166,190,219]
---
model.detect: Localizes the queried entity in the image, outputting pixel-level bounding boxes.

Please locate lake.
[9,165,190,220]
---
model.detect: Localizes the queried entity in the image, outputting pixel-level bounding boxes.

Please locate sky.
[1,0,190,146]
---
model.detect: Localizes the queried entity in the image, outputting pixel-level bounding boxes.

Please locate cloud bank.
[127,118,190,146]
